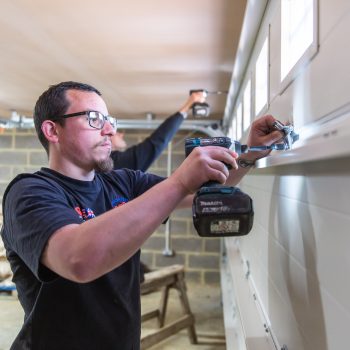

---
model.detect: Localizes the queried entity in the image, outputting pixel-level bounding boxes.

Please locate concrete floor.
[0,293,23,350]
[0,283,226,350]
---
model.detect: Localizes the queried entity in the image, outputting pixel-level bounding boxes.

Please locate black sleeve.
[110,112,184,171]
[118,169,166,198]
[2,177,82,281]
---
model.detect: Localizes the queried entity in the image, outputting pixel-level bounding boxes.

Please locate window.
[236,102,243,140]
[255,38,268,116]
[230,114,237,140]
[243,80,251,131]
[227,125,233,140]
[281,0,317,82]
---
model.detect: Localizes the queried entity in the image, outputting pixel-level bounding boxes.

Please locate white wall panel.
[310,206,350,313]
[319,0,350,43]
[223,1,350,348]
[320,287,350,349]
[242,160,350,215]
[234,166,350,349]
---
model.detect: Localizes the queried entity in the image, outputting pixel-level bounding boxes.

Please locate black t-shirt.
[110,112,184,171]
[1,167,164,350]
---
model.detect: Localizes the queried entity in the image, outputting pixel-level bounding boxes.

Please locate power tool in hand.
[185,123,299,237]
[185,137,253,237]
[189,89,228,118]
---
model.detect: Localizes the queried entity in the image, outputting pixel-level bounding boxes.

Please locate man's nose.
[101,121,116,136]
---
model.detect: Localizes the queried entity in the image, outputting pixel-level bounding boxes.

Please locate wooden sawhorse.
[140,264,197,349]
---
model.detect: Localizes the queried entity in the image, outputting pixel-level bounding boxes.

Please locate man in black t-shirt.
[0,81,283,350]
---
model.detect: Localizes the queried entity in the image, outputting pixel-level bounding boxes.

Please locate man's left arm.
[115,112,185,171]
[226,114,285,186]
[112,92,206,171]
[176,115,284,209]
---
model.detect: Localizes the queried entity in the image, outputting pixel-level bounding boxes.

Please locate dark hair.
[33,81,101,154]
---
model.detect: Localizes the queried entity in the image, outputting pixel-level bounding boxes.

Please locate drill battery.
[193,186,254,237]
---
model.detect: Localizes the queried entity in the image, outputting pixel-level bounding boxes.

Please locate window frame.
[255,35,270,117]
[280,0,319,92]
[236,102,243,141]
[243,79,252,132]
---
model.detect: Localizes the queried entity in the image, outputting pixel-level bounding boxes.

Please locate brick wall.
[0,127,222,285]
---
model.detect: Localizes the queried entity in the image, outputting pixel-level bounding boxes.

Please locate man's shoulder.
[5,170,46,190]
[3,169,63,203]
[7,168,60,187]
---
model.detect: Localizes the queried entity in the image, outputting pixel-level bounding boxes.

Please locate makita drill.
[185,122,299,237]
[185,136,254,237]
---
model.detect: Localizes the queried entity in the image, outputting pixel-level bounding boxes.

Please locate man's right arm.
[41,145,237,283]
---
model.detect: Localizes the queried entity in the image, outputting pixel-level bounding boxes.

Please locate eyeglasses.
[52,110,117,130]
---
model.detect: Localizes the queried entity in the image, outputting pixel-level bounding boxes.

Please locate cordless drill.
[185,122,299,237]
[185,137,254,237]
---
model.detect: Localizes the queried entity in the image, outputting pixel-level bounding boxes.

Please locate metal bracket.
[272,120,299,150]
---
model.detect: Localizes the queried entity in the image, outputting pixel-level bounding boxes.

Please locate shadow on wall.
[268,174,327,350]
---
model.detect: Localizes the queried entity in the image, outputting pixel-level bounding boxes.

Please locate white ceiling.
[0,0,246,121]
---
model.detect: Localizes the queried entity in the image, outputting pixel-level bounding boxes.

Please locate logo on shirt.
[74,207,96,221]
[111,196,128,208]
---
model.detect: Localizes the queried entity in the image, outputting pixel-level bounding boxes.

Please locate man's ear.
[41,120,59,143]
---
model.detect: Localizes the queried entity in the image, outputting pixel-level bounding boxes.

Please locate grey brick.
[157,154,168,169]
[154,224,166,235]
[0,135,13,148]
[185,271,201,283]
[169,219,187,235]
[140,252,154,268]
[189,254,220,269]
[158,154,185,168]
[15,128,33,134]
[155,253,185,268]
[0,129,14,136]
[204,238,221,253]
[142,236,165,250]
[123,135,140,147]
[172,154,186,167]
[172,237,202,252]
[171,141,184,152]
[29,152,48,166]
[188,223,200,236]
[15,135,42,149]
[172,208,192,219]
[204,271,220,284]
[0,151,27,165]
[148,169,167,177]
[0,182,9,197]
[147,165,154,172]
[0,167,12,181]
[148,164,158,172]
[129,129,146,136]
